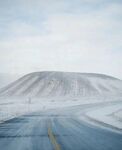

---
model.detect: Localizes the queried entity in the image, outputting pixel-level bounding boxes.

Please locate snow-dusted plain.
[86,103,122,130]
[113,109,122,120]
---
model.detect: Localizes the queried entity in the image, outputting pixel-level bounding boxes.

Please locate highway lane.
[51,117,122,150]
[0,115,53,150]
[0,112,122,150]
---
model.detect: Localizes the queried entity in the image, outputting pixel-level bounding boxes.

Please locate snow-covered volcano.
[0,71,122,98]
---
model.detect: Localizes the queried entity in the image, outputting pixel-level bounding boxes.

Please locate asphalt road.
[0,111,122,150]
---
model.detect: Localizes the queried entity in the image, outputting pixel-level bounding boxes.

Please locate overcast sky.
[0,0,122,79]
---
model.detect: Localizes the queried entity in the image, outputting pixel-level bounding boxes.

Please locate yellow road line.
[48,125,61,150]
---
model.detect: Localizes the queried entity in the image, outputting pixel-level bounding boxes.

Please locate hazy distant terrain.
[0,73,19,89]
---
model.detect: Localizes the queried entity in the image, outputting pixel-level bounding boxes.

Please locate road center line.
[48,124,61,150]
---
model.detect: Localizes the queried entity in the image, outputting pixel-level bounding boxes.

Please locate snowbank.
[86,104,122,129]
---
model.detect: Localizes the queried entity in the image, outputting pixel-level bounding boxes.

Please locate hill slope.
[0,71,122,98]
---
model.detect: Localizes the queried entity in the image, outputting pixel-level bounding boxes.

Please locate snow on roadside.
[112,109,122,121]
[0,96,122,125]
[86,104,122,129]
[0,97,107,123]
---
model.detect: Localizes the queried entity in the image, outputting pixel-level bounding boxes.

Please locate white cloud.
[0,0,122,79]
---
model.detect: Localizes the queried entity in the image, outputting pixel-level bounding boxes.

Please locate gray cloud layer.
[0,0,122,78]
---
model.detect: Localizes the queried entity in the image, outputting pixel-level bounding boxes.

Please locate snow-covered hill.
[0,71,122,98]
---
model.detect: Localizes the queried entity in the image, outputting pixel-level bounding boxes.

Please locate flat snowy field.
[86,103,122,129]
[0,96,122,132]
[113,109,122,120]
[0,97,101,123]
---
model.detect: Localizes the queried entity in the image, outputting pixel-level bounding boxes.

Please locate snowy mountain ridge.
[0,71,122,98]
